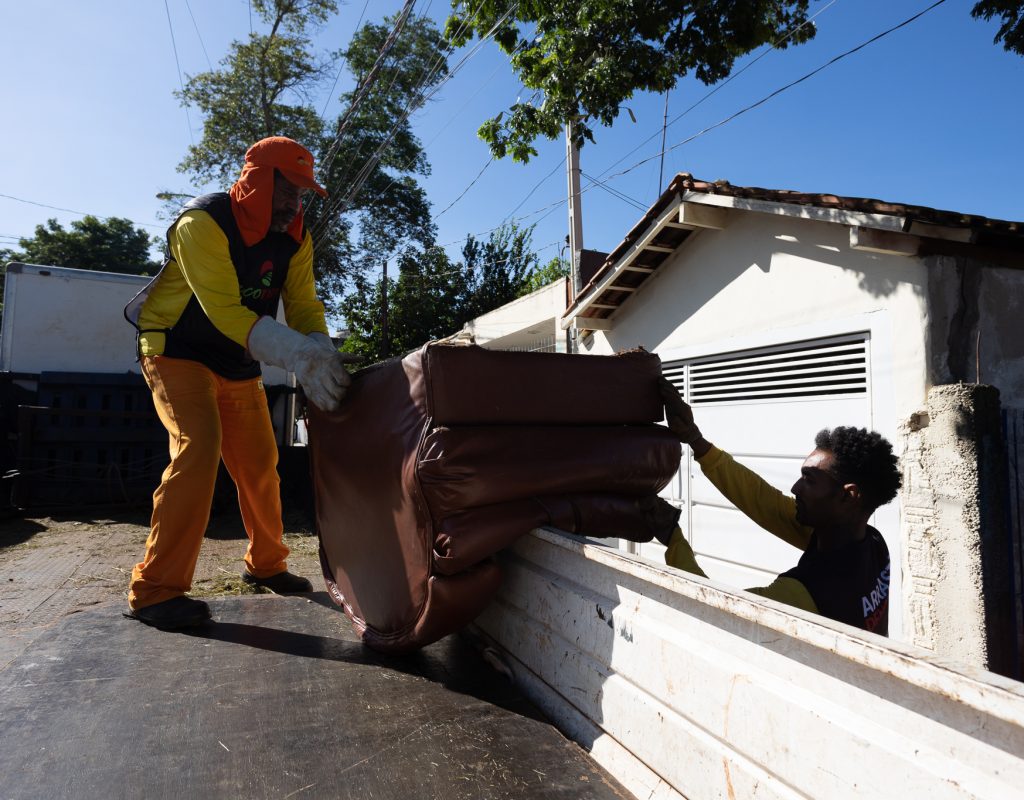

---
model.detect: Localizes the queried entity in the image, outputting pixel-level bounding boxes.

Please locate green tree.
[520,254,570,296]
[4,216,158,275]
[446,0,816,162]
[340,245,469,362]
[175,1,447,305]
[461,223,539,319]
[973,1,1024,54]
[340,223,546,362]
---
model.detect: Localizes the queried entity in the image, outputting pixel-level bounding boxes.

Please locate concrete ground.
[0,505,322,670]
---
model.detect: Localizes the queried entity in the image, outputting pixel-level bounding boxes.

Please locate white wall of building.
[580,212,931,423]
[463,277,568,352]
[573,211,944,642]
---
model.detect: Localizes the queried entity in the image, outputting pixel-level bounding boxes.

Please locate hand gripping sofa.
[308,343,681,653]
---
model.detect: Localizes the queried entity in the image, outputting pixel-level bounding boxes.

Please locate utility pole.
[658,90,669,196]
[565,123,584,298]
[380,259,389,360]
[565,122,584,354]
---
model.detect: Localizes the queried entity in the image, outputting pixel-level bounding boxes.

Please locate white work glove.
[248,317,357,411]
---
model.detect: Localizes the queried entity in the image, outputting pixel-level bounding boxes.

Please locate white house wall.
[463,277,568,352]
[581,211,931,424]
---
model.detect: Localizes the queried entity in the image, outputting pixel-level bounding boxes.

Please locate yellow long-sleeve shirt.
[137,209,329,358]
[665,446,818,615]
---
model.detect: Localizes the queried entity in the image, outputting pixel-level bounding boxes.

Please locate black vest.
[781,526,890,636]
[160,193,301,380]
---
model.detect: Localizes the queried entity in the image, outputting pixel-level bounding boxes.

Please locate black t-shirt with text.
[781,526,890,635]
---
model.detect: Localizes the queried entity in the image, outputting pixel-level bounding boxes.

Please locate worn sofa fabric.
[308,343,680,653]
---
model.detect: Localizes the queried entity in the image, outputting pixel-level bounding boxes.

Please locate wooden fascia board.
[850,226,920,256]
[679,191,908,233]
[561,197,682,330]
[677,201,730,230]
[681,191,979,248]
[569,316,614,331]
[906,220,975,243]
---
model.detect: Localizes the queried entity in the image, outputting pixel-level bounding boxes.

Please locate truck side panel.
[473,530,1024,799]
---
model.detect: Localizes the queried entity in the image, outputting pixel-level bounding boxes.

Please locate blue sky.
[1,0,1021,274]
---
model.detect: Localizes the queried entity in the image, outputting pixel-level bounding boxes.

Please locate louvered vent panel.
[665,335,868,405]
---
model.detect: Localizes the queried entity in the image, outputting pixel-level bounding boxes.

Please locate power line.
[320,0,462,203]
[594,0,842,183]
[319,0,371,121]
[0,192,163,230]
[580,171,647,212]
[435,157,494,219]
[315,1,488,225]
[400,0,843,258]
[332,31,538,279]
[502,155,565,222]
[317,0,419,182]
[349,0,933,274]
[601,0,949,188]
[355,37,535,237]
[312,3,520,241]
[183,0,213,71]
[163,0,194,146]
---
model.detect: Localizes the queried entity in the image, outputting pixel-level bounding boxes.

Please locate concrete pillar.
[900,383,1014,675]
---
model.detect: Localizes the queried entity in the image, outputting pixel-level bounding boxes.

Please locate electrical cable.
[314,3,490,223]
[0,193,163,230]
[319,0,371,120]
[434,157,495,220]
[163,0,194,146]
[501,155,565,222]
[311,2,520,241]
[594,0,842,182]
[393,0,844,252]
[350,38,535,236]
[373,0,924,272]
[183,0,213,71]
[480,0,946,237]
[600,0,948,186]
[580,171,647,212]
[318,0,466,203]
[317,0,419,181]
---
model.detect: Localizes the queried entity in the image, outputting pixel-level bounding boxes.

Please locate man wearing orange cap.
[124,136,356,630]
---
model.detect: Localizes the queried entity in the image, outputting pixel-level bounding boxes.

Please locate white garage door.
[641,333,871,589]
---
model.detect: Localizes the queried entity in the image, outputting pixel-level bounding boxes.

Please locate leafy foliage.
[520,254,569,296]
[3,216,158,275]
[460,223,539,319]
[445,0,816,162]
[175,1,447,306]
[340,223,543,361]
[972,0,1024,54]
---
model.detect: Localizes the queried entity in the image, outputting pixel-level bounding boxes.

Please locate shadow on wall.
[600,217,925,354]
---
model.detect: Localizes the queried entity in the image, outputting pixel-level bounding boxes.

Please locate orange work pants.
[128,356,289,610]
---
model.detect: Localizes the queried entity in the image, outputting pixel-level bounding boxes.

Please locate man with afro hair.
[656,377,901,635]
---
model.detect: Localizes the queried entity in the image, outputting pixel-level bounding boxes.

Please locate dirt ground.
[0,503,322,666]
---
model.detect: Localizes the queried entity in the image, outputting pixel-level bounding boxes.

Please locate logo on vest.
[242,260,280,302]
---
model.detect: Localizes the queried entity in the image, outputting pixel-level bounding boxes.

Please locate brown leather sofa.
[308,343,680,653]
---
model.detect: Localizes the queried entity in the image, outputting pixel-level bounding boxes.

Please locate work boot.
[125,596,211,630]
[241,570,313,594]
